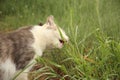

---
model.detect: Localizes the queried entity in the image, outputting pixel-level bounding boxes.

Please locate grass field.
[0,0,120,80]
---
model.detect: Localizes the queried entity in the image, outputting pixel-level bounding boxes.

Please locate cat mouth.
[59,39,65,44]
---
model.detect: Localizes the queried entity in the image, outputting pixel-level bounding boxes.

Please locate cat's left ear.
[45,15,57,29]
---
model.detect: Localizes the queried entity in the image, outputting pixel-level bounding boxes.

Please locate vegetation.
[0,0,120,80]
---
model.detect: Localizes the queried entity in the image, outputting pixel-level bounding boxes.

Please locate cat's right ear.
[46,15,54,25]
[45,15,57,29]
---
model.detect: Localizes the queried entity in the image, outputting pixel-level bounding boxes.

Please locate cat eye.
[59,39,65,44]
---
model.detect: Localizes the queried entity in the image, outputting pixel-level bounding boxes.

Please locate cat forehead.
[33,24,65,36]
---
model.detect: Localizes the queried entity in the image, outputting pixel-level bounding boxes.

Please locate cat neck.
[30,25,47,56]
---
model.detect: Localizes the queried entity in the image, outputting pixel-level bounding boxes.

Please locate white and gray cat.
[0,16,69,80]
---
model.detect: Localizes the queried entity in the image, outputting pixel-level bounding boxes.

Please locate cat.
[0,15,69,80]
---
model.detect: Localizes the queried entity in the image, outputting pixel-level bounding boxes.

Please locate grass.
[0,0,120,80]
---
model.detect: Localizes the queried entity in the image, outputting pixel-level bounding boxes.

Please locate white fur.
[30,25,69,56]
[0,58,16,80]
[30,16,69,57]
[30,25,46,56]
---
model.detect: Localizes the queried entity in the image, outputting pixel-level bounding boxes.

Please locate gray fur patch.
[0,26,35,70]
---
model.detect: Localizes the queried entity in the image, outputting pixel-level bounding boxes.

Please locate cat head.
[31,15,69,51]
[43,15,69,49]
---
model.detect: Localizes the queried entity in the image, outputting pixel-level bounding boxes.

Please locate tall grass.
[0,0,120,80]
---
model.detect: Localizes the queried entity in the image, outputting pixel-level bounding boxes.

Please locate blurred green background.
[0,0,120,80]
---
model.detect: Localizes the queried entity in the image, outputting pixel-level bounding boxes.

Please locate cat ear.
[45,15,56,29]
[38,22,43,26]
